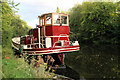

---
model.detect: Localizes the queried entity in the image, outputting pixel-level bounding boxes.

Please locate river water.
[63,44,120,79]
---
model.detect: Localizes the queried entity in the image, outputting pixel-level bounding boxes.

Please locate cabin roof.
[38,13,68,18]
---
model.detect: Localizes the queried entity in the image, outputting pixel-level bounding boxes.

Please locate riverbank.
[2,53,55,78]
[2,52,74,79]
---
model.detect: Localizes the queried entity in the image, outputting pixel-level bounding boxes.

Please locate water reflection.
[55,65,80,79]
[65,44,120,79]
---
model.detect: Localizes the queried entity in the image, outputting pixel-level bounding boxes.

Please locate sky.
[14,0,84,28]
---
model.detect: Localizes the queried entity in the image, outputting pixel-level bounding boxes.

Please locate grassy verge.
[2,48,55,78]
[0,45,2,79]
[2,54,34,78]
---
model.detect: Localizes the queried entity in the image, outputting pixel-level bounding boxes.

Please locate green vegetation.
[1,2,33,78]
[56,7,60,13]
[1,1,33,78]
[56,7,69,14]
[69,2,120,45]
[2,1,31,50]
[2,54,35,78]
[2,53,55,78]
[1,0,120,79]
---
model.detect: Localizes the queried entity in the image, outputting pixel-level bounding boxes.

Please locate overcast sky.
[14,0,84,28]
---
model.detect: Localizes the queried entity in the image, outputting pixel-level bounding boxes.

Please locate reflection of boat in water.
[12,13,80,67]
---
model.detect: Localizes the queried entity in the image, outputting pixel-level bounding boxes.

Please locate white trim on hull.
[23,47,80,55]
[12,43,19,50]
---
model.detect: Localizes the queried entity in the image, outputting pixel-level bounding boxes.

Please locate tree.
[56,7,60,13]
[69,2,120,44]
[2,1,31,52]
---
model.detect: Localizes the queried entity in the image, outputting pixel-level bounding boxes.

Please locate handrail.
[27,43,44,48]
[53,34,69,47]
[53,40,69,47]
[53,41,61,47]
[58,34,69,41]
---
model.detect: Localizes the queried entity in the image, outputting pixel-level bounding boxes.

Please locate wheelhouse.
[22,13,71,49]
[38,13,69,26]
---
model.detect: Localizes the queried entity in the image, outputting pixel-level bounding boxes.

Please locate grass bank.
[2,48,55,78]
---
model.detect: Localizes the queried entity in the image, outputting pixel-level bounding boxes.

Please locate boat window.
[46,14,51,25]
[29,29,33,35]
[42,18,44,26]
[53,14,60,24]
[61,16,67,24]
[40,17,44,26]
[40,19,42,26]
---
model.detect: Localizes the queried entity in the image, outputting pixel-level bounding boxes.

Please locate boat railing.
[53,40,69,47]
[26,42,44,49]
[58,34,69,41]
[53,34,69,47]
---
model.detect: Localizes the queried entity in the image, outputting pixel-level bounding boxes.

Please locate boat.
[12,13,80,67]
